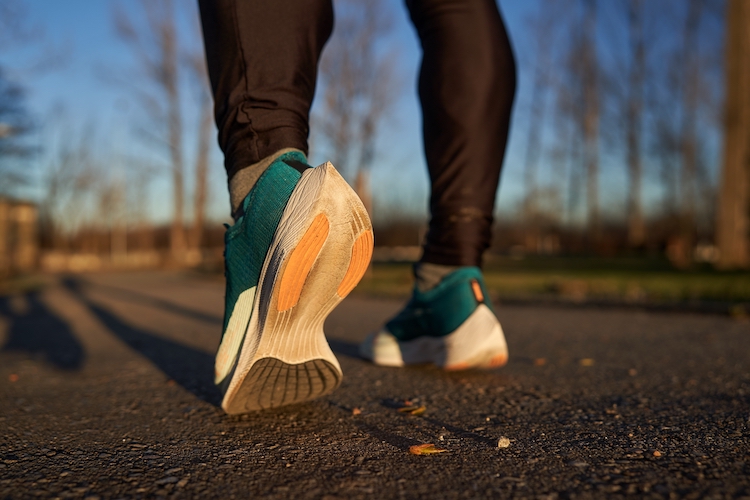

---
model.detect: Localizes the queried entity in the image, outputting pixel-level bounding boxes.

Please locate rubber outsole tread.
[227,358,341,413]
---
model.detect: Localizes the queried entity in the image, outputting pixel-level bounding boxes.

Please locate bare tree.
[114,0,187,261]
[581,0,600,240]
[715,0,750,269]
[313,0,401,216]
[624,0,646,248]
[40,127,102,250]
[676,0,704,252]
[521,1,563,251]
[186,43,212,251]
[555,0,600,238]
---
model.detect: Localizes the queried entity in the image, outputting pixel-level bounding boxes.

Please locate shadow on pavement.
[62,277,222,407]
[327,338,361,359]
[0,292,86,370]
[79,280,222,326]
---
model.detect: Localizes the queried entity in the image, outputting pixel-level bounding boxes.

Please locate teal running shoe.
[359,267,508,370]
[216,152,373,413]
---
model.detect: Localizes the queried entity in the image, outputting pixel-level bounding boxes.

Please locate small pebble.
[653,450,662,457]
[497,437,511,448]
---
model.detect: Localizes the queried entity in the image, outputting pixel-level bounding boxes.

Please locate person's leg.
[410,0,516,270]
[199,0,333,217]
[361,0,515,369]
[199,0,374,413]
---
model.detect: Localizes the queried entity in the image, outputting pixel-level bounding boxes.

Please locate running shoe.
[359,267,508,370]
[216,152,373,413]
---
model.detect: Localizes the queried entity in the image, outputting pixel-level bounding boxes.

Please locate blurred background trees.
[0,0,748,274]
[499,0,734,266]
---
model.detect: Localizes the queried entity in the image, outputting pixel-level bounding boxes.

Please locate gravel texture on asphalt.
[1,271,748,499]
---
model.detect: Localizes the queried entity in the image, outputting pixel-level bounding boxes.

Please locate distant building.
[0,198,38,277]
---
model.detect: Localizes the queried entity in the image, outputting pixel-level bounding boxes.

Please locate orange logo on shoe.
[471,279,484,303]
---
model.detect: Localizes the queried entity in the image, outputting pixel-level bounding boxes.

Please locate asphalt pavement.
[1,271,748,499]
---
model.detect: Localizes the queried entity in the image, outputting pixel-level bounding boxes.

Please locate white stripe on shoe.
[215,286,256,384]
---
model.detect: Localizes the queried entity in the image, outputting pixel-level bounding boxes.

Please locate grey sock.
[414,262,461,293]
[229,147,304,220]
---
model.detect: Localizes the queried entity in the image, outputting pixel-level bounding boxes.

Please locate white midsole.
[361,304,508,368]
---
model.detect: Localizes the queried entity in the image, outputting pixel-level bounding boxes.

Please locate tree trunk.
[191,99,212,251]
[582,0,600,242]
[522,32,550,252]
[161,3,186,262]
[354,168,373,276]
[626,0,646,248]
[679,0,702,257]
[354,168,372,219]
[715,0,750,269]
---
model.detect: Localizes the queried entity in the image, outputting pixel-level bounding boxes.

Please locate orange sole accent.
[445,354,507,371]
[277,213,330,311]
[337,230,374,298]
[444,362,469,371]
[486,354,508,368]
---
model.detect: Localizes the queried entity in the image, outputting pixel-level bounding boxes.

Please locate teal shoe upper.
[385,267,494,341]
[222,151,307,333]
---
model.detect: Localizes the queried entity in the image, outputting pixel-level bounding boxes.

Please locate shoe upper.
[385,266,494,341]
[222,152,307,331]
[216,152,308,385]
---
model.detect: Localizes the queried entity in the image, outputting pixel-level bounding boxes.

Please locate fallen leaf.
[533,358,547,366]
[8,374,18,382]
[497,437,511,448]
[653,450,662,457]
[409,444,447,455]
[579,358,595,367]
[352,408,362,416]
[398,406,426,416]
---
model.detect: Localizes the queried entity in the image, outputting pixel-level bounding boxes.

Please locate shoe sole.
[221,162,373,414]
[360,304,508,370]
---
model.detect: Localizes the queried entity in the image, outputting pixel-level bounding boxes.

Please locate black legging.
[198,0,516,267]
